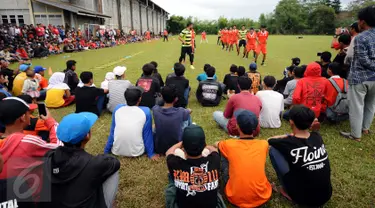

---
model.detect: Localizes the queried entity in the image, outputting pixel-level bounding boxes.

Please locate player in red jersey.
[145,30,151,42]
[221,28,228,50]
[257,25,269,65]
[201,31,208,43]
[229,25,239,53]
[245,28,259,61]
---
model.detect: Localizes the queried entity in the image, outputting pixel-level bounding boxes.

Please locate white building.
[0,0,168,33]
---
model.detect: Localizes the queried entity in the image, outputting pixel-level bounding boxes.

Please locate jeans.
[182,115,192,130]
[97,95,106,115]
[213,111,229,132]
[184,87,190,106]
[326,108,349,123]
[220,155,229,188]
[102,171,119,208]
[283,110,290,121]
[269,147,290,188]
[348,81,375,138]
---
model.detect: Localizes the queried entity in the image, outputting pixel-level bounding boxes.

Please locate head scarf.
[47,72,70,90]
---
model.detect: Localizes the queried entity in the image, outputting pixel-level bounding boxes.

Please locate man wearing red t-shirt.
[257,25,269,66]
[163,29,169,42]
[213,76,262,136]
[246,28,258,61]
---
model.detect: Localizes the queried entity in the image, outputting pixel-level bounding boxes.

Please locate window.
[49,15,55,18]
[1,15,8,24]
[35,15,41,18]
[18,15,24,25]
[55,14,62,18]
[41,15,47,18]
[10,15,16,25]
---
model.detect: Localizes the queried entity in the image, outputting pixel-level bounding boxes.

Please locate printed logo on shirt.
[173,162,219,197]
[0,199,18,208]
[290,144,328,171]
[202,84,218,101]
[138,79,152,92]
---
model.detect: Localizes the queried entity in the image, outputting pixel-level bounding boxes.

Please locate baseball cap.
[249,62,257,70]
[34,66,46,73]
[292,57,301,66]
[113,66,127,76]
[17,95,38,110]
[57,112,98,145]
[182,125,206,157]
[19,64,32,72]
[234,110,259,135]
[0,97,36,125]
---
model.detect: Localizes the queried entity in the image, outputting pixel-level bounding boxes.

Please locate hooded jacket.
[293,63,329,117]
[40,146,120,208]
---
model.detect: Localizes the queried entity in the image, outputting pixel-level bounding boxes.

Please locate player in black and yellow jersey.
[178,22,195,70]
[238,25,248,57]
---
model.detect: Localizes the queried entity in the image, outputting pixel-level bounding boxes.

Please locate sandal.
[340,132,361,142]
[271,183,293,202]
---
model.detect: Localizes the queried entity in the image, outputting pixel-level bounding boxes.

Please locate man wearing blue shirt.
[104,86,158,160]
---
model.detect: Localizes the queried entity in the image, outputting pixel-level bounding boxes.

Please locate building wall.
[32,1,64,26]
[140,5,147,33]
[103,0,119,29]
[132,0,141,33]
[147,9,152,31]
[152,10,157,33]
[70,0,95,12]
[120,0,132,33]
[0,0,30,25]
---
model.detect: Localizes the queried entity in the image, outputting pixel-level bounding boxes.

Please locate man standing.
[245,28,258,61]
[163,29,169,42]
[238,25,247,57]
[63,60,79,95]
[230,25,239,53]
[340,6,375,142]
[178,22,195,70]
[257,25,269,66]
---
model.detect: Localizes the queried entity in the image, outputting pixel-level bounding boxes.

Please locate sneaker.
[261,62,265,66]
[190,65,195,70]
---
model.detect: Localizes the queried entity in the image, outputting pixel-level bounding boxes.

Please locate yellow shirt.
[45,89,65,108]
[12,72,27,96]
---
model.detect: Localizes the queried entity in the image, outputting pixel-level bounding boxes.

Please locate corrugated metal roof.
[34,0,111,18]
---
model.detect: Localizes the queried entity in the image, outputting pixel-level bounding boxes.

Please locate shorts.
[246,44,258,52]
[258,44,267,54]
[231,39,238,45]
[239,40,246,47]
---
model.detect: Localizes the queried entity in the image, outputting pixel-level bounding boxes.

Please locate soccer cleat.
[190,65,195,70]
[261,62,265,66]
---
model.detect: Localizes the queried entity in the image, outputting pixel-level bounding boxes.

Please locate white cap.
[113,66,127,76]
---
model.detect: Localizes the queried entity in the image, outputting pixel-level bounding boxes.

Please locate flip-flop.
[340,132,361,142]
[271,183,293,202]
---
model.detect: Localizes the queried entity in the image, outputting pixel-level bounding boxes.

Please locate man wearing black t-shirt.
[268,105,332,207]
[75,72,107,116]
[166,63,190,108]
[136,63,160,108]
[165,125,226,208]
[0,59,18,91]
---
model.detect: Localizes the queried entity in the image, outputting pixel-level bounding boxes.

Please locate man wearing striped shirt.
[239,25,248,57]
[107,66,132,112]
[179,22,195,70]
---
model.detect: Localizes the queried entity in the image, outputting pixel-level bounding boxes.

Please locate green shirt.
[239,30,247,40]
[180,29,192,47]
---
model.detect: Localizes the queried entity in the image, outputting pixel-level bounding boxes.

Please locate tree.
[167,15,186,34]
[331,0,341,13]
[274,0,307,34]
[309,5,336,34]
[259,14,267,27]
[218,16,228,29]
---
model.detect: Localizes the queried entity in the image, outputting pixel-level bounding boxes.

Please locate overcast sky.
[152,0,351,21]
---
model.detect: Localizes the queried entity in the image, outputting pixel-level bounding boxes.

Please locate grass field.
[13,35,375,208]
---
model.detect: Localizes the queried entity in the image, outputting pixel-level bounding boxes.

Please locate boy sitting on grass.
[166,63,190,108]
[152,85,192,155]
[247,63,262,94]
[223,64,239,94]
[136,63,161,108]
[268,105,332,207]
[197,64,218,82]
[283,65,306,107]
[196,66,223,106]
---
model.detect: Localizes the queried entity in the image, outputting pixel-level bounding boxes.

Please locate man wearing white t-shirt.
[256,76,284,128]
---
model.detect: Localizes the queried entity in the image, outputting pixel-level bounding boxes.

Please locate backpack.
[328,78,349,115]
[247,72,261,94]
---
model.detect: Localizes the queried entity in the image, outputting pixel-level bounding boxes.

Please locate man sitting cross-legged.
[213,76,262,137]
[215,110,272,207]
[104,86,158,160]
[268,105,332,207]
[165,125,226,208]
[40,112,120,208]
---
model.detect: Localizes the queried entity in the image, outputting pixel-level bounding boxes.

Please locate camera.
[317,52,322,56]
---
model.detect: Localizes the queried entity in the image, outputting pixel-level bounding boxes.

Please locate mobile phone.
[37,102,47,117]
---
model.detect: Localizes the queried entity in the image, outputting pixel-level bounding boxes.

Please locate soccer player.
[145,30,151,42]
[238,25,248,56]
[257,25,269,66]
[201,31,208,43]
[246,28,258,61]
[163,29,169,42]
[226,27,233,51]
[217,29,222,45]
[221,28,228,50]
[229,25,239,53]
[178,22,195,70]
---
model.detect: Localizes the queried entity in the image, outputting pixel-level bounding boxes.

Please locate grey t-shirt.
[283,79,298,105]
[107,80,132,112]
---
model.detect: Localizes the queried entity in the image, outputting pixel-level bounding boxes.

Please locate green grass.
[13,35,375,207]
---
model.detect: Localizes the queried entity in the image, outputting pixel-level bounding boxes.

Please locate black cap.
[234,110,259,135]
[0,97,32,125]
[292,58,301,66]
[182,125,206,157]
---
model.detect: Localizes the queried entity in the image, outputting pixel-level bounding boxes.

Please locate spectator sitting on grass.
[0,71,11,97]
[12,63,31,96]
[63,60,79,94]
[152,85,192,155]
[150,61,164,88]
[246,63,262,94]
[45,72,75,108]
[75,71,108,116]
[283,57,300,78]
[136,63,160,108]
[41,112,120,208]
[107,66,132,112]
[165,125,226,208]
[223,64,239,94]
[283,65,306,107]
[166,63,190,108]
[197,64,218,82]
[256,76,284,128]
[104,86,158,160]
[268,105,332,207]
[196,66,223,106]
[34,66,48,99]
[215,110,271,207]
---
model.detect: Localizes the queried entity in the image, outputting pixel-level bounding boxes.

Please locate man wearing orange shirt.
[221,28,228,50]
[215,110,272,207]
[145,30,151,42]
[257,25,269,66]
[229,25,239,53]
[163,29,169,42]
[246,28,259,61]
